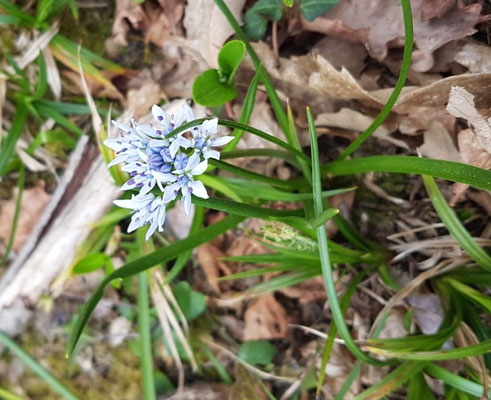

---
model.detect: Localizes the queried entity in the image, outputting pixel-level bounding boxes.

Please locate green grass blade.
[67,214,245,356]
[423,175,491,270]
[170,118,310,163]
[137,271,157,400]
[354,361,427,400]
[367,339,491,361]
[221,148,299,167]
[0,332,80,400]
[321,156,491,191]
[223,66,261,151]
[192,195,303,220]
[0,388,24,400]
[425,363,489,399]
[338,0,413,160]
[210,159,301,190]
[35,102,83,136]
[307,107,386,366]
[0,102,27,176]
[1,163,25,266]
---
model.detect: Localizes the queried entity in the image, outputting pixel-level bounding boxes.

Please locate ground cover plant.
[0,0,491,399]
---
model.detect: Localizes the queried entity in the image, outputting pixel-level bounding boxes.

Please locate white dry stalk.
[42,47,61,100]
[12,25,59,71]
[150,276,185,391]
[387,222,446,241]
[363,172,410,207]
[155,271,189,333]
[389,236,491,262]
[152,271,198,371]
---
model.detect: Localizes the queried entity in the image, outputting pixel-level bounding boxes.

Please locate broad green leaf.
[67,214,245,356]
[300,0,338,21]
[192,69,237,107]
[172,281,206,321]
[238,340,276,365]
[244,0,283,40]
[218,40,245,84]
[72,253,113,274]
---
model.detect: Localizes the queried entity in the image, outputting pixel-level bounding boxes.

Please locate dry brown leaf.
[418,121,460,162]
[468,191,491,216]
[302,0,488,72]
[279,276,326,303]
[243,294,289,340]
[406,294,444,335]
[377,307,407,340]
[446,86,491,153]
[108,0,184,49]
[0,181,51,253]
[433,40,491,74]
[197,243,231,294]
[183,0,246,67]
[124,79,163,119]
[315,108,406,150]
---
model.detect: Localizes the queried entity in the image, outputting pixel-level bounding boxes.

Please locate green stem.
[337,0,413,160]
[307,107,387,366]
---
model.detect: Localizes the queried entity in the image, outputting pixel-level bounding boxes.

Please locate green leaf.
[67,214,245,356]
[407,372,435,400]
[354,361,427,400]
[300,0,338,21]
[283,0,294,6]
[192,69,237,107]
[0,0,36,26]
[445,278,491,313]
[218,40,246,84]
[172,281,206,321]
[72,253,113,274]
[308,107,385,366]
[238,340,276,366]
[244,0,283,40]
[33,53,48,100]
[0,102,27,176]
[337,0,413,159]
[0,14,21,25]
[306,208,339,228]
[36,0,54,23]
[322,156,491,192]
[423,175,491,270]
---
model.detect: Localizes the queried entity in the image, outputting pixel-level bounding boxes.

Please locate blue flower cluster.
[105,102,233,239]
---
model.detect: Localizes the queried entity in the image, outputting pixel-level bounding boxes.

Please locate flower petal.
[182,192,192,215]
[190,160,208,176]
[189,180,208,199]
[202,118,218,135]
[211,135,234,147]
[152,104,170,128]
[203,149,220,160]
[163,183,180,203]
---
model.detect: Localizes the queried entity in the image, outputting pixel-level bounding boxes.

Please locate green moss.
[58,6,114,57]
[0,330,143,400]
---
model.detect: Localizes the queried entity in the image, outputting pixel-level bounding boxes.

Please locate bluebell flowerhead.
[105,102,230,239]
